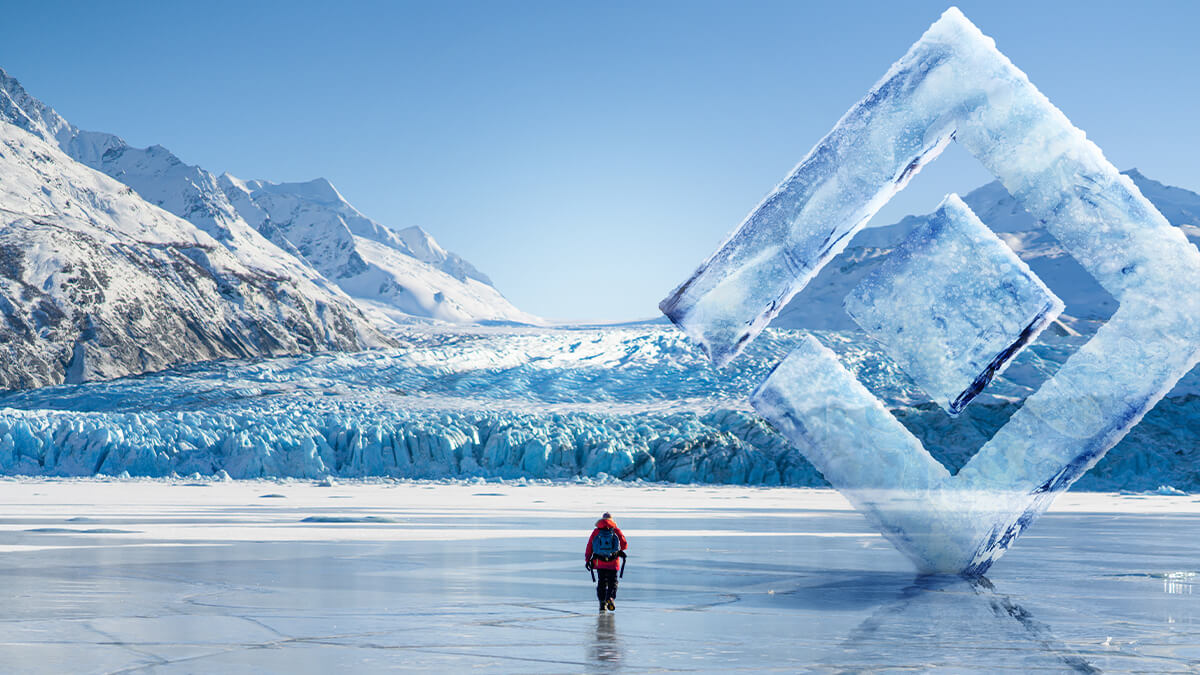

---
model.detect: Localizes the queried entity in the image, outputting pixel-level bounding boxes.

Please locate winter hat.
[602,512,611,519]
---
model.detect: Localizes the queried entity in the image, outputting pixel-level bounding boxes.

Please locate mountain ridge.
[0,66,538,328]
[0,119,377,389]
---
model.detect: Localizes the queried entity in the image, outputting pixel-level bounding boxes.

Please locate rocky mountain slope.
[0,121,376,389]
[0,67,538,329]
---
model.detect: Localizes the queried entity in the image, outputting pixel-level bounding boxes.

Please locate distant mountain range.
[773,169,1200,335]
[3,64,1200,391]
[0,67,540,388]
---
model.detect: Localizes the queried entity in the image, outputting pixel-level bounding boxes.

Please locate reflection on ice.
[1108,571,1197,596]
[0,482,1196,672]
[1163,573,1195,596]
[589,613,622,668]
[825,575,1100,673]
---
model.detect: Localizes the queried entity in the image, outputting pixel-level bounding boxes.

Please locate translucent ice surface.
[844,194,1063,415]
[667,8,1200,574]
[0,482,1197,673]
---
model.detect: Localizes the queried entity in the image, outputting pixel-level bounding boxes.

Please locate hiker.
[585,512,627,612]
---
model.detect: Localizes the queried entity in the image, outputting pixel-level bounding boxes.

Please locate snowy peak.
[0,67,396,390]
[0,64,537,329]
[0,69,128,173]
[0,68,71,143]
[219,175,536,325]
[1125,169,1200,231]
[1,69,270,247]
[395,225,492,286]
[260,177,345,205]
[0,120,382,389]
[218,174,369,280]
[222,177,492,285]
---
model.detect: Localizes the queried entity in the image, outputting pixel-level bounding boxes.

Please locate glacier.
[0,327,1198,494]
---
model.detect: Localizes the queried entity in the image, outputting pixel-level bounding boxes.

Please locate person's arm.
[616,527,628,550]
[585,530,596,560]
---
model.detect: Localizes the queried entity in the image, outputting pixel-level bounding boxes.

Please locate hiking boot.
[599,603,606,612]
[606,599,615,611]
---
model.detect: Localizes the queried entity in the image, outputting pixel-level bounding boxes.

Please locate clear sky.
[2,1,1198,322]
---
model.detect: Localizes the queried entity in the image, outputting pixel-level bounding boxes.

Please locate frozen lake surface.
[0,480,1196,673]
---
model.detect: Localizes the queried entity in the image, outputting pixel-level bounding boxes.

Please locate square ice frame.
[663,8,1200,574]
[844,193,1064,415]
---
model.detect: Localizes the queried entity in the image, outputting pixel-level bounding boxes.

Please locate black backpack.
[592,528,620,561]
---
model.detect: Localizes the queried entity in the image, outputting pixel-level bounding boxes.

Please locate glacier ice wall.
[0,405,807,484]
[0,328,1196,491]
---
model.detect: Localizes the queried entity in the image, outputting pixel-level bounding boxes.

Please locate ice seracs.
[0,325,1194,493]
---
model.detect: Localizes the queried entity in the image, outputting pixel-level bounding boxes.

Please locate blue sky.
[3,1,1198,321]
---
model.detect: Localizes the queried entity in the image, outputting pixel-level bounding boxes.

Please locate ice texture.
[1,482,1196,673]
[843,193,1063,415]
[751,337,983,573]
[669,7,1200,574]
[0,327,1197,494]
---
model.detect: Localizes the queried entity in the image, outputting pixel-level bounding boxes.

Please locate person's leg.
[599,569,618,609]
[596,570,607,609]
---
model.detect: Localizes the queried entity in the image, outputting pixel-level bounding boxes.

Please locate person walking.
[585,512,627,612]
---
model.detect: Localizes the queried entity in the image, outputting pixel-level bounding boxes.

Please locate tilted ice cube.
[843,194,1063,415]
[665,7,1200,575]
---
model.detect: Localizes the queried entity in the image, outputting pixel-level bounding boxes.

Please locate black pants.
[596,569,618,603]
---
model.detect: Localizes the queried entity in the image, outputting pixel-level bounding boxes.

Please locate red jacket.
[585,518,627,570]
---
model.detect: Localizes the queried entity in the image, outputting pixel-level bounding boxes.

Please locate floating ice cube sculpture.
[843,194,1064,415]
[661,7,1200,575]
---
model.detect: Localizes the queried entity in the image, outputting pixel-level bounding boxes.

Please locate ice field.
[1,326,1198,493]
[0,479,1194,673]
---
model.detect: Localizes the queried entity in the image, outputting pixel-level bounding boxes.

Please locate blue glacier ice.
[664,7,1200,574]
[0,327,1197,495]
[0,329,814,484]
[844,194,1063,415]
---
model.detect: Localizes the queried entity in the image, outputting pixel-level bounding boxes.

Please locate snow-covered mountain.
[0,119,386,389]
[219,176,541,326]
[0,67,538,329]
[773,170,1200,334]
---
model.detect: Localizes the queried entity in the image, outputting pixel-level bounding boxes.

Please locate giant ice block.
[663,7,1200,574]
[844,194,1064,415]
